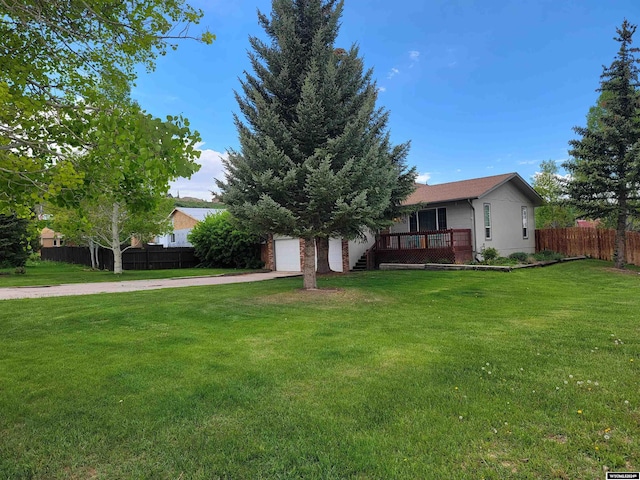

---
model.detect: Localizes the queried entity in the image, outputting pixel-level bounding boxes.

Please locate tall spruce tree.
[218,0,415,289]
[564,20,640,269]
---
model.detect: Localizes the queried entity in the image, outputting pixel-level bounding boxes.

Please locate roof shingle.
[403,172,541,206]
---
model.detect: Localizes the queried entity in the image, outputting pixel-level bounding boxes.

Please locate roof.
[40,227,55,238]
[172,207,225,222]
[403,172,543,207]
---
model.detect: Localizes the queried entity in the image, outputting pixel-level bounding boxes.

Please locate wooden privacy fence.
[535,228,640,265]
[41,246,199,271]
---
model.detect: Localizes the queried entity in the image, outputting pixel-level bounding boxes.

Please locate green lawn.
[0,260,638,478]
[0,260,253,287]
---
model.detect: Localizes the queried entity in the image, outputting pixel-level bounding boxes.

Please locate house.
[265,172,543,271]
[40,227,64,248]
[155,207,224,247]
[576,219,600,228]
[383,172,543,263]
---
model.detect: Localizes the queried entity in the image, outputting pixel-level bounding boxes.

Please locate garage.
[273,237,301,272]
[328,237,344,272]
[272,237,345,272]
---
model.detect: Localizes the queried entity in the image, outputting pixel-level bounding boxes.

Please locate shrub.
[481,246,499,262]
[188,211,264,269]
[494,256,517,265]
[533,249,563,261]
[509,252,530,263]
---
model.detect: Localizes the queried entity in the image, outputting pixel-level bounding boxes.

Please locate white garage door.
[274,238,301,272]
[328,238,344,272]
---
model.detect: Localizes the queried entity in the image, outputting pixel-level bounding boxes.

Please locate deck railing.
[374,229,473,265]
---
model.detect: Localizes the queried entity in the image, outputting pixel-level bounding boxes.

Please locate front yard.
[0,260,638,478]
[0,260,254,287]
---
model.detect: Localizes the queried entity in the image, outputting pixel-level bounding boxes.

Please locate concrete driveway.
[0,271,301,300]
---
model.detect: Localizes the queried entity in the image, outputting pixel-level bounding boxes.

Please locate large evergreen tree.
[563,20,640,268]
[217,0,416,289]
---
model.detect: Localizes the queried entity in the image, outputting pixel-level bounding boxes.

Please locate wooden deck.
[373,229,473,266]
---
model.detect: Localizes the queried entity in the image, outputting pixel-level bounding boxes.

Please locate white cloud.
[416,172,431,184]
[387,67,400,79]
[377,86,387,93]
[519,157,568,167]
[409,50,420,60]
[170,146,227,200]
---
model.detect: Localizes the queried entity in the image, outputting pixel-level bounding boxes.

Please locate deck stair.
[351,252,369,271]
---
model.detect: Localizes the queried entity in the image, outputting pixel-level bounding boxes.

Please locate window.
[170,233,176,243]
[409,213,418,232]
[522,206,528,239]
[438,208,447,230]
[409,208,447,232]
[484,203,491,240]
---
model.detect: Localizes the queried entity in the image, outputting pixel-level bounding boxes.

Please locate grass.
[0,260,254,287]
[0,259,638,478]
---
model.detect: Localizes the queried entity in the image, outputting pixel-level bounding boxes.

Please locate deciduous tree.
[53,101,201,273]
[0,0,214,213]
[531,160,576,228]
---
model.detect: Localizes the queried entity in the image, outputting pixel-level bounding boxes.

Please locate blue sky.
[132,0,638,199]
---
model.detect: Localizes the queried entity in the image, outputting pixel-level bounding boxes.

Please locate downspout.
[467,199,479,261]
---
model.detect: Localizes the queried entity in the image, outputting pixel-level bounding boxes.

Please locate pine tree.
[0,214,36,269]
[218,0,415,289]
[564,20,640,268]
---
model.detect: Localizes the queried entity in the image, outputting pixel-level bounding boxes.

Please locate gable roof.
[403,172,543,207]
[171,207,225,222]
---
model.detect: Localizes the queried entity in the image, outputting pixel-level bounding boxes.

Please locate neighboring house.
[155,207,224,247]
[576,219,600,228]
[386,172,543,262]
[265,172,543,271]
[40,227,64,248]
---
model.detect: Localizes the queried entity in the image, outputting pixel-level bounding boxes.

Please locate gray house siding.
[391,202,473,234]
[391,181,537,259]
[473,181,536,256]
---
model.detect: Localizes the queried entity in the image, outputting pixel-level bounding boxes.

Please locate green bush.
[533,249,563,261]
[494,256,518,265]
[188,211,264,269]
[509,252,530,263]
[481,246,499,262]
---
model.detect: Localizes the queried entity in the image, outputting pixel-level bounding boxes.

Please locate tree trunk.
[315,236,333,274]
[111,203,123,274]
[88,239,98,269]
[93,241,100,269]
[302,237,317,290]
[614,211,627,269]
